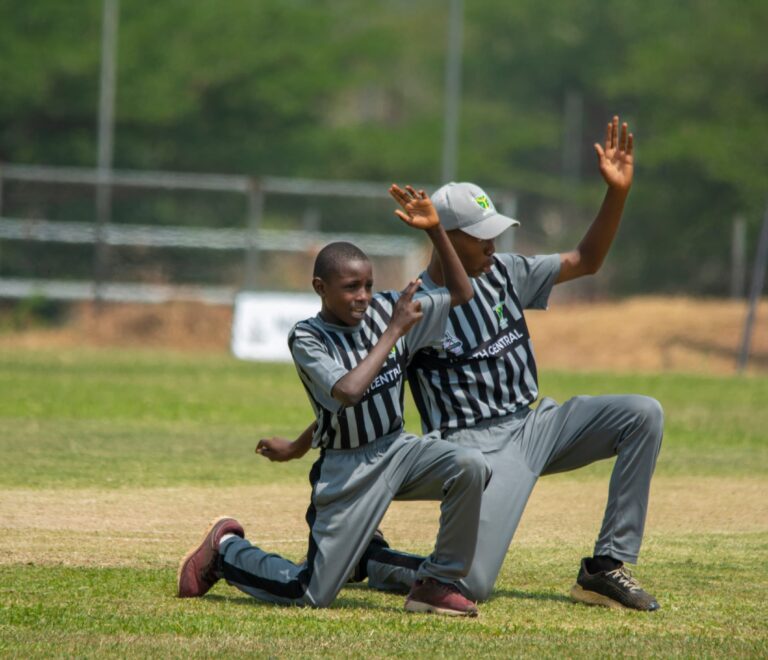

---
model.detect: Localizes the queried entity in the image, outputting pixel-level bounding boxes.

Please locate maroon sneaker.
[177,516,244,598]
[404,578,478,617]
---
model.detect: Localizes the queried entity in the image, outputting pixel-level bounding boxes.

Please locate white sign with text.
[231,291,319,362]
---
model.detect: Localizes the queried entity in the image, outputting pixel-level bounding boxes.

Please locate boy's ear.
[312,276,325,297]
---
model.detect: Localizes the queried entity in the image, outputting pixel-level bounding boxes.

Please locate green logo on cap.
[475,195,490,209]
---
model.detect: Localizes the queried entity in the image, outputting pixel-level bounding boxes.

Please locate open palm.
[388,184,439,230]
[595,116,634,192]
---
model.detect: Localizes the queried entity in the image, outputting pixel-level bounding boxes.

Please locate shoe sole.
[177,515,233,598]
[404,599,478,617]
[569,583,630,611]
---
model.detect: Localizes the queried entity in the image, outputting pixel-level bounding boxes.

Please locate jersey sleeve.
[403,288,452,353]
[496,252,560,310]
[288,324,347,413]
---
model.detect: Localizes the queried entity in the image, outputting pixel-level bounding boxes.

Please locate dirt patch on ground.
[0,296,766,374]
[1,476,764,568]
[0,301,234,352]
[528,296,768,374]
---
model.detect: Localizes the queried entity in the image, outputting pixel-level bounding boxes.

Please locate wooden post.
[93,0,119,306]
[496,194,518,254]
[737,202,768,373]
[244,180,264,290]
[730,215,746,299]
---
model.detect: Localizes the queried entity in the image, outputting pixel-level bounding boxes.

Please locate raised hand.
[594,116,634,192]
[388,184,440,230]
[391,279,424,336]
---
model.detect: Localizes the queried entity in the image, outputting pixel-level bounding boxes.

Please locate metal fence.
[0,163,517,304]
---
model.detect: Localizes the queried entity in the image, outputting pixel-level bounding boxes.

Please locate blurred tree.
[0,0,765,294]
[0,0,101,164]
[456,0,768,294]
[599,0,768,292]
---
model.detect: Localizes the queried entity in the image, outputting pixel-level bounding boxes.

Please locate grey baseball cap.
[432,182,519,239]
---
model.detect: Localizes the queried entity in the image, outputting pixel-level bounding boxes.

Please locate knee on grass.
[462,575,494,603]
[305,592,336,608]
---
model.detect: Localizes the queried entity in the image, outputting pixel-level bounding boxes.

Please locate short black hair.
[313,241,370,280]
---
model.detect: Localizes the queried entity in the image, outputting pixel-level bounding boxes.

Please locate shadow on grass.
[489,589,572,605]
[204,585,572,610]
[203,590,401,612]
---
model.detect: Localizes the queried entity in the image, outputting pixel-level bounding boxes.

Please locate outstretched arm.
[256,422,315,462]
[389,184,473,306]
[556,116,634,284]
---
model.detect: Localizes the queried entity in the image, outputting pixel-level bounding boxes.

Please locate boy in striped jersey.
[403,116,662,611]
[178,185,491,616]
[260,117,664,612]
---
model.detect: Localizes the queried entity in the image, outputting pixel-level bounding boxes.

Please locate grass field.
[1,347,766,657]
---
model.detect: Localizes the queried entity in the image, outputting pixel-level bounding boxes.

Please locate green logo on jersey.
[475,194,490,209]
[494,303,509,329]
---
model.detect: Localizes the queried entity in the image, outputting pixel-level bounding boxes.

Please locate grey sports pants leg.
[219,432,490,607]
[368,394,663,602]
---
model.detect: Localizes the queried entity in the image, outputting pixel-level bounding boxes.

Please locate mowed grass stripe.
[1,348,766,488]
[1,533,766,658]
[0,347,766,656]
[0,477,765,568]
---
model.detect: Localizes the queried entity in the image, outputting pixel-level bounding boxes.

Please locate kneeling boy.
[177,185,490,616]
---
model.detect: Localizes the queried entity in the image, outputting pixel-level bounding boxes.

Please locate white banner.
[231,291,319,362]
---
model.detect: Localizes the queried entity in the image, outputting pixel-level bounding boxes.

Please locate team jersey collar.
[419,255,499,293]
[314,311,365,333]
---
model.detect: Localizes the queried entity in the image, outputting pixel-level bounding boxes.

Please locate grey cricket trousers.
[367,394,664,601]
[218,431,490,607]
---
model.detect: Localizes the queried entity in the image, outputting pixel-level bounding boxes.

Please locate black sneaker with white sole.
[297,529,389,584]
[570,558,660,611]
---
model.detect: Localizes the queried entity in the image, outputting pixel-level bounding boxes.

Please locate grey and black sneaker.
[570,558,660,611]
[298,530,388,582]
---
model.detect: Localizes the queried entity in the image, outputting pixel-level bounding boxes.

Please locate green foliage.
[0,1,766,293]
[0,295,65,331]
[0,0,101,164]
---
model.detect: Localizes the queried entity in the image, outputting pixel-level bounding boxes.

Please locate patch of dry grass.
[1,296,766,373]
[2,476,764,569]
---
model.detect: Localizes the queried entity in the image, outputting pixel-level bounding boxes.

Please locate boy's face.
[314,259,373,326]
[448,230,497,277]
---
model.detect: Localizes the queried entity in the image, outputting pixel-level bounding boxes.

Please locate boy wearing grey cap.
[260,116,663,612]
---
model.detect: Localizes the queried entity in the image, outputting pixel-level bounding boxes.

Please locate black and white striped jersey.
[408,253,560,433]
[289,288,450,450]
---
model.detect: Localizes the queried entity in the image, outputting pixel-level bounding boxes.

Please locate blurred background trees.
[0,0,765,295]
